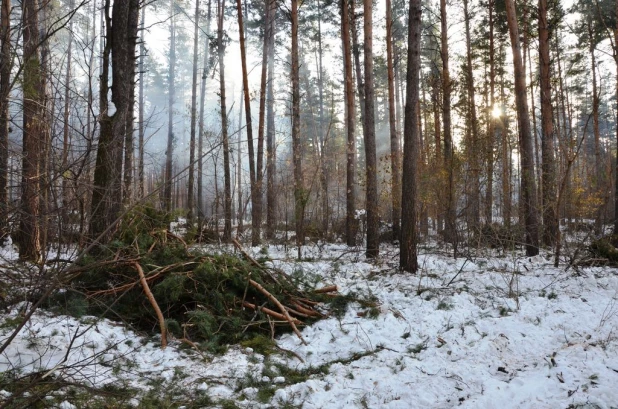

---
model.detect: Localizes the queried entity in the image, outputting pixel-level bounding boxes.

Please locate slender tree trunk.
[463,0,480,231]
[123,59,135,204]
[420,79,430,236]
[138,5,145,199]
[614,0,618,234]
[363,0,379,258]
[485,0,495,225]
[588,20,601,192]
[317,0,329,237]
[400,0,421,273]
[198,0,212,228]
[0,0,9,244]
[431,72,443,232]
[505,0,539,256]
[90,0,139,245]
[588,20,604,231]
[342,0,356,247]
[187,0,201,224]
[39,1,53,255]
[252,0,266,245]
[19,0,43,262]
[386,0,401,241]
[80,0,96,238]
[62,1,74,226]
[164,0,175,213]
[539,0,557,246]
[237,92,243,233]
[291,0,303,257]
[440,0,456,247]
[350,0,366,127]
[526,35,542,213]
[218,0,232,241]
[265,0,276,239]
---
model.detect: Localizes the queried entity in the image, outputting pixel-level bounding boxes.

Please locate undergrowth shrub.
[589,235,618,264]
[477,223,525,250]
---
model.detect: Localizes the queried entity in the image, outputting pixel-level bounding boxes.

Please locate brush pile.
[58,206,337,351]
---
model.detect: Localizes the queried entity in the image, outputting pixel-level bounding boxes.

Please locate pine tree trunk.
[62,2,74,226]
[463,0,480,232]
[265,0,276,239]
[198,0,212,228]
[218,0,232,241]
[431,73,443,232]
[539,0,558,246]
[500,54,511,228]
[350,0,366,128]
[291,0,303,256]
[363,0,379,259]
[400,0,421,273]
[485,0,495,225]
[123,60,135,204]
[20,0,43,262]
[505,0,539,256]
[0,0,11,244]
[317,0,329,237]
[90,0,140,245]
[187,0,201,224]
[342,0,356,247]
[237,91,243,233]
[386,0,401,241]
[164,0,175,213]
[614,0,618,234]
[588,20,604,231]
[440,0,456,248]
[252,0,267,245]
[138,5,145,199]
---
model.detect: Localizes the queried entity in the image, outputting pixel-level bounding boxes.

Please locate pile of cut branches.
[581,234,618,267]
[55,206,337,351]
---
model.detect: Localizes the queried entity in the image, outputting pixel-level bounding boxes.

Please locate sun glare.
[491,106,502,118]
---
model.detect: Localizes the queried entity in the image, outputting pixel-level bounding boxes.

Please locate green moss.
[436,301,453,311]
[256,386,276,403]
[240,335,277,356]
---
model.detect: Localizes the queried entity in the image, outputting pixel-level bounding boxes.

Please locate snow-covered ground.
[1,242,618,408]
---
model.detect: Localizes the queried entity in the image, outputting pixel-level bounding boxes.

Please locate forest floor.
[1,239,618,408]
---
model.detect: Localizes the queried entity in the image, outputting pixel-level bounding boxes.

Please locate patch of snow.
[1,243,617,408]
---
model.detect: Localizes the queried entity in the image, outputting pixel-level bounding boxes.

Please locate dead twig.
[248,279,307,345]
[242,301,302,324]
[314,285,338,294]
[133,261,167,349]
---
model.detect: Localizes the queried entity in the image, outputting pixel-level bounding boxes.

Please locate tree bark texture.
[138,5,145,199]
[342,0,357,247]
[614,0,618,234]
[485,0,495,225]
[164,0,175,213]
[505,0,539,256]
[90,0,140,245]
[291,0,304,254]
[198,0,212,227]
[0,0,11,243]
[266,0,276,240]
[538,0,558,245]
[386,0,401,241]
[19,0,43,262]
[363,0,379,259]
[400,0,421,273]
[218,0,232,241]
[440,0,456,247]
[463,0,480,231]
[252,0,267,245]
[187,0,201,224]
